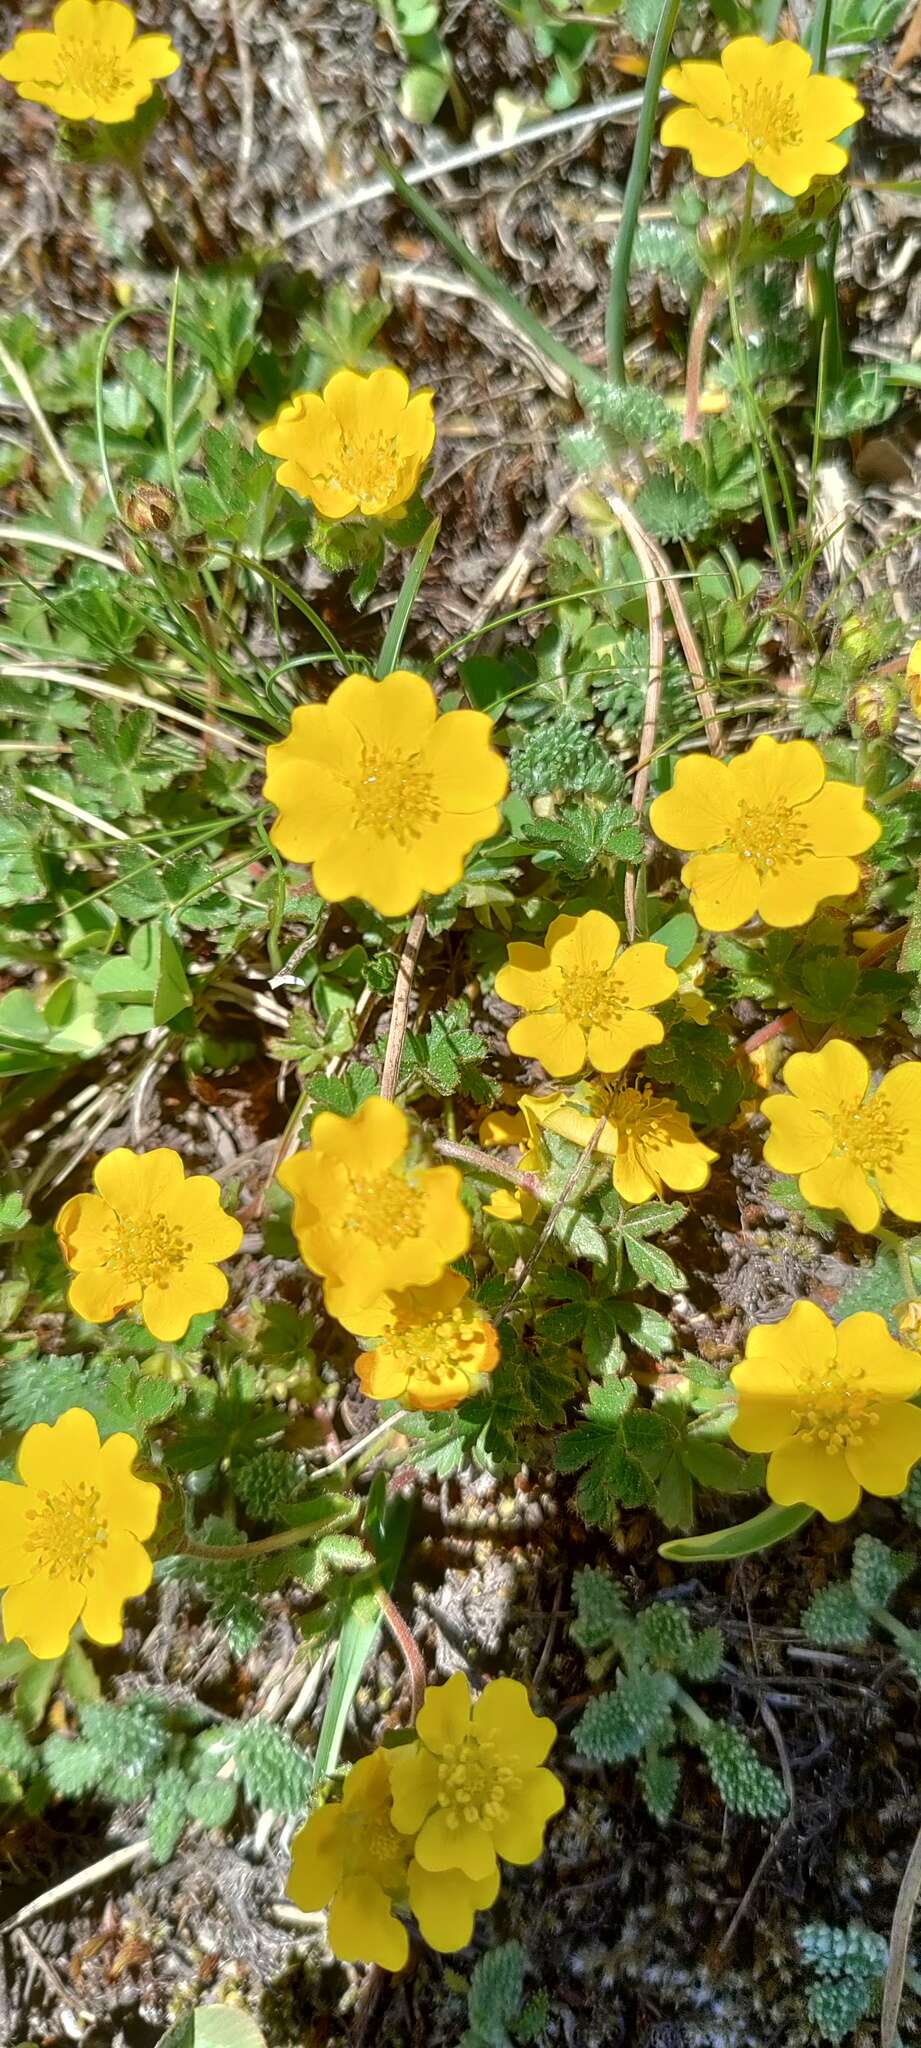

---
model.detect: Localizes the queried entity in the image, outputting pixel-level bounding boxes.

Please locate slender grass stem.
[605,0,682,382]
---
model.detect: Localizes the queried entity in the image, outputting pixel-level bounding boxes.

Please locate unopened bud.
[696,214,738,278]
[848,677,901,739]
[123,483,176,535]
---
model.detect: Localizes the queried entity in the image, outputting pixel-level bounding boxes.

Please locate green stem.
[672,1679,713,1736]
[606,0,682,383]
[874,1607,921,1663]
[808,0,835,67]
[727,280,789,577]
[122,158,185,271]
[737,165,756,268]
[875,1224,918,1301]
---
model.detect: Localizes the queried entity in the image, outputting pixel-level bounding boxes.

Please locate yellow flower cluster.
[288,1674,563,1969]
[731,1303,921,1522]
[280,1095,500,1413]
[661,35,863,199]
[0,1,180,124]
[0,1408,160,1659]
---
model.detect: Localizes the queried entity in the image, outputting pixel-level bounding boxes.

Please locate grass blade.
[376,516,440,677]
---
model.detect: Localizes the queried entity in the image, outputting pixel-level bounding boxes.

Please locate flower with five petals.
[257,366,434,521]
[357,1271,500,1412]
[661,36,863,199]
[55,1147,243,1343]
[495,910,677,1079]
[264,668,508,918]
[649,736,879,933]
[389,1672,564,1882]
[761,1039,921,1232]
[730,1302,921,1522]
[0,1408,160,1659]
[0,0,179,124]
[525,1078,717,1205]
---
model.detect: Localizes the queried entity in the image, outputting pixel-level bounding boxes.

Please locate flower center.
[329,430,411,509]
[731,82,803,153]
[348,746,440,846]
[829,1096,905,1174]
[436,1733,519,1830]
[791,1362,877,1454]
[390,1305,485,1385]
[25,1482,108,1582]
[58,37,135,103]
[349,1811,410,1892]
[344,1170,425,1250]
[109,1214,189,1290]
[558,968,626,1031]
[725,801,809,876]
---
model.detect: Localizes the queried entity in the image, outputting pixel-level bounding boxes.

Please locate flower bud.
[848,676,901,739]
[123,483,176,535]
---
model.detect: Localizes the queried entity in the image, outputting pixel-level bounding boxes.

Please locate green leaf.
[659,1502,815,1562]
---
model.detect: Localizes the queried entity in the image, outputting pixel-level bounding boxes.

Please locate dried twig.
[601,489,665,941]
[645,533,723,756]
[380,909,427,1101]
[881,1811,921,2048]
[0,1840,150,1936]
[0,340,80,489]
[682,282,723,443]
[433,1137,540,1194]
[497,1116,607,1321]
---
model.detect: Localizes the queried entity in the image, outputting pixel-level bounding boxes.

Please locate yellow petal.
[18,1408,100,1491]
[649,753,734,851]
[682,850,760,932]
[612,1145,658,1203]
[546,909,620,975]
[730,734,825,813]
[661,56,733,120]
[0,1483,35,1586]
[834,1313,921,1400]
[327,1873,409,1971]
[416,1671,472,1754]
[413,1807,496,1882]
[408,1860,496,1952]
[757,854,862,927]
[608,941,677,1010]
[876,1149,921,1224]
[395,387,436,462]
[68,1267,141,1325]
[80,1527,152,1645]
[800,781,880,857]
[55,1191,118,1268]
[423,710,508,813]
[94,1146,185,1219]
[762,1095,832,1174]
[2,1570,84,1659]
[660,105,750,176]
[140,1261,228,1341]
[0,31,64,82]
[587,1010,665,1073]
[783,1040,869,1118]
[324,365,410,439]
[766,1437,861,1520]
[490,1766,565,1864]
[331,668,437,755]
[845,1403,921,1499]
[730,1399,799,1453]
[799,1156,880,1232]
[495,944,557,1013]
[507,1010,587,1077]
[96,1432,160,1539]
[472,1677,556,1767]
[388,1741,442,1834]
[312,1097,409,1177]
[128,33,181,82]
[287,1807,344,1910]
[83,0,137,52]
[173,1177,243,1263]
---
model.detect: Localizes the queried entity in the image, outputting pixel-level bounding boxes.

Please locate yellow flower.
[495,910,677,1079]
[730,1302,921,1521]
[0,1408,160,1659]
[906,641,921,719]
[0,0,179,123]
[264,669,508,919]
[389,1672,564,1882]
[286,1749,498,1968]
[278,1095,470,1332]
[55,1147,243,1343]
[761,1039,921,1233]
[357,1271,500,1412]
[649,736,879,933]
[526,1078,717,1205]
[661,36,863,198]
[478,1101,544,1223]
[257,366,435,521]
